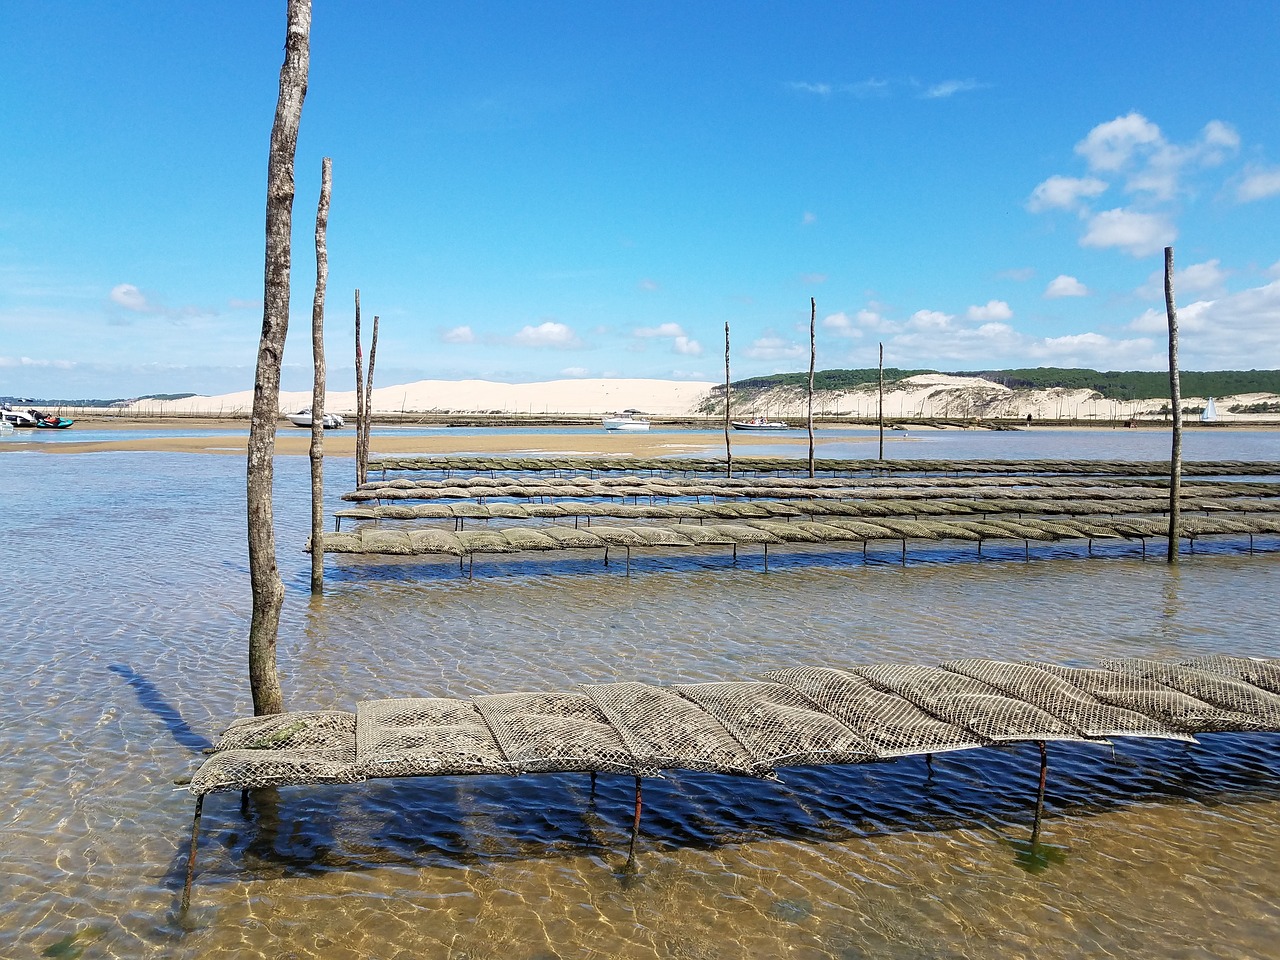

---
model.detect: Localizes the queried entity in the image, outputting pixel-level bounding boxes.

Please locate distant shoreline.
[3,414,1276,457]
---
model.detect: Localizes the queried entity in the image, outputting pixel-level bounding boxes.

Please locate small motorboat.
[287,408,345,429]
[731,417,789,431]
[34,413,74,428]
[602,415,650,432]
[2,404,40,428]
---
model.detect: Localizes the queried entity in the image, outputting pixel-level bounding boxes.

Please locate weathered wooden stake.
[807,297,816,478]
[724,322,733,478]
[1030,740,1049,845]
[247,0,310,717]
[308,157,331,594]
[1165,245,1182,563]
[361,315,380,486]
[878,342,885,461]
[627,775,643,866]
[354,289,364,486]
[180,795,205,911]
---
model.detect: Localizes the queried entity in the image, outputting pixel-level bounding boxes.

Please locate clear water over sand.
[2,434,1279,958]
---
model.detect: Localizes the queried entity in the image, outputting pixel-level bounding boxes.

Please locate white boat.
[287,408,345,429]
[602,415,650,432]
[731,417,789,431]
[1201,398,1218,423]
[1,405,40,428]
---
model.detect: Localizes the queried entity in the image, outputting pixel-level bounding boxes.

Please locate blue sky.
[2,2,1279,398]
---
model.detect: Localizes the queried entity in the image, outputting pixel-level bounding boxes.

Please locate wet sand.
[1,419,856,457]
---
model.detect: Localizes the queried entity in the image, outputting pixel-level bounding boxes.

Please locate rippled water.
[2,444,1279,959]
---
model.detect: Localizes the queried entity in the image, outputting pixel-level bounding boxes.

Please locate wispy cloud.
[442,325,476,344]
[921,78,984,99]
[745,336,805,362]
[108,283,211,320]
[1029,112,1244,259]
[1236,166,1280,202]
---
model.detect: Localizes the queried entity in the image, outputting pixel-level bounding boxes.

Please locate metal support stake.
[763,543,769,572]
[181,794,205,912]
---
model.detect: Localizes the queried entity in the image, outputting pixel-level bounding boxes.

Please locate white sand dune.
[111,373,1278,423]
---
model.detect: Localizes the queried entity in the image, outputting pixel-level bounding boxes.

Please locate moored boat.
[602,415,651,432]
[34,414,74,428]
[287,408,345,429]
[731,417,789,431]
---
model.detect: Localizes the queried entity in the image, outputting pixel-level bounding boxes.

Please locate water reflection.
[1,449,1279,959]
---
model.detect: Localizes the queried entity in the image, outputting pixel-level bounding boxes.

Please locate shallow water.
[2,443,1279,959]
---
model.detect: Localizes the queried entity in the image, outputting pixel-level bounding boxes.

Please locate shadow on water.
[179,732,1280,892]
[107,663,214,754]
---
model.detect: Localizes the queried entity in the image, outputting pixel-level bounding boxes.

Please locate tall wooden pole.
[353,290,364,486]
[308,157,331,594]
[1165,245,1182,562]
[246,0,309,717]
[807,297,816,478]
[878,342,885,461]
[361,315,380,484]
[724,322,732,478]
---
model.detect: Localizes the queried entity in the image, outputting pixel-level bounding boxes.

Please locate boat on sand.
[731,417,789,431]
[287,408,345,429]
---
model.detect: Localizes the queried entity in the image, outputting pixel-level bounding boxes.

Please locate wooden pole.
[180,794,205,911]
[308,157,331,594]
[724,322,732,478]
[354,289,364,486]
[627,775,643,867]
[246,0,310,717]
[1165,246,1182,563]
[807,297,816,478]
[1030,740,1048,845]
[361,315,380,486]
[878,342,885,460]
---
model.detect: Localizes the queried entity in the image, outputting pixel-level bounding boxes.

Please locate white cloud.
[1075,112,1163,172]
[998,267,1036,282]
[907,309,953,330]
[801,272,826,284]
[745,336,805,361]
[1026,175,1108,213]
[442,325,475,344]
[110,283,149,311]
[1269,260,1280,279]
[788,81,832,96]
[1127,278,1280,366]
[0,355,75,369]
[673,336,702,356]
[822,312,855,336]
[560,366,589,377]
[638,278,659,292]
[1080,208,1174,257]
[1179,259,1229,297]
[966,300,1013,322]
[635,322,685,339]
[513,320,580,348]
[1135,258,1229,301]
[922,78,982,99]
[1237,166,1280,203]
[227,297,261,311]
[802,211,817,226]
[1045,275,1089,298]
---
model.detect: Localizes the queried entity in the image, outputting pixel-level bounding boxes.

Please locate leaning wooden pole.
[246,0,310,717]
[353,290,365,486]
[308,157,331,594]
[360,315,380,485]
[724,322,732,478]
[878,342,885,461]
[807,297,816,478]
[1165,245,1182,563]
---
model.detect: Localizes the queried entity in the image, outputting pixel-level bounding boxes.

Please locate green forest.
[731,368,1280,401]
